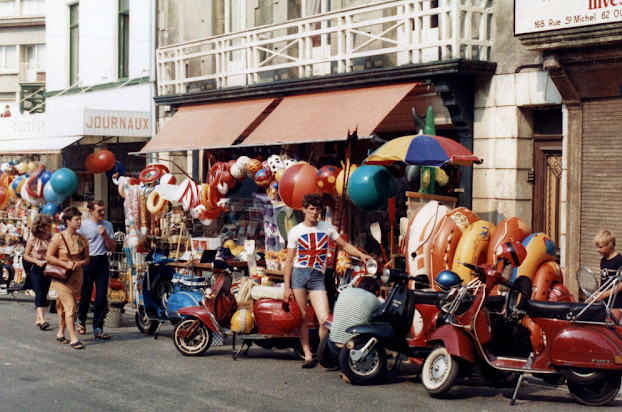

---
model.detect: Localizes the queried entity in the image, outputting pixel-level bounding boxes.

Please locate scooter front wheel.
[173,318,212,356]
[135,305,159,335]
[421,347,460,396]
[567,370,621,406]
[339,338,387,385]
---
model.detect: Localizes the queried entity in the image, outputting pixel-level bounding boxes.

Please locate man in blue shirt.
[76,200,116,339]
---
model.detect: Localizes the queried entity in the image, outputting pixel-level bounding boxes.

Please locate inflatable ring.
[146,163,169,174]
[200,184,215,209]
[139,165,165,184]
[146,189,166,214]
[25,165,46,199]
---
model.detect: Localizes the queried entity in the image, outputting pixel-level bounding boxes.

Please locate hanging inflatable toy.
[0,172,13,189]
[0,187,9,209]
[105,161,126,179]
[317,165,341,194]
[335,160,358,198]
[20,183,44,206]
[139,163,169,184]
[27,161,38,172]
[50,168,78,196]
[254,168,273,187]
[11,175,26,198]
[278,163,319,210]
[347,165,397,211]
[246,158,262,178]
[175,178,200,212]
[16,162,28,175]
[85,150,116,174]
[266,155,285,174]
[146,189,168,215]
[24,164,46,199]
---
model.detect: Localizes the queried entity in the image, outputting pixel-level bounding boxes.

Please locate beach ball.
[274,168,285,183]
[43,181,67,205]
[278,163,319,210]
[230,163,246,180]
[335,162,358,197]
[16,162,28,175]
[41,203,60,216]
[347,165,397,211]
[40,170,52,186]
[11,175,26,198]
[50,168,78,196]
[317,165,341,194]
[254,168,273,187]
[246,159,262,177]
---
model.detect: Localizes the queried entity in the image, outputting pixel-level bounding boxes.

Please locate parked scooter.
[173,260,319,357]
[421,241,622,406]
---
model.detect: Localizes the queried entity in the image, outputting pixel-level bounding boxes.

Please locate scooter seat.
[526,300,607,322]
[410,290,448,305]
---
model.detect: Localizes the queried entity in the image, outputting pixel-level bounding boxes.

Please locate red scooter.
[172,261,319,358]
[421,242,622,406]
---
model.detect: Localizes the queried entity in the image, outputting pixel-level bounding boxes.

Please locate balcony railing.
[156,0,493,96]
[18,62,45,83]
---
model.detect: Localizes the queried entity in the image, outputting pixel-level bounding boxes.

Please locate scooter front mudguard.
[346,323,395,340]
[427,324,476,364]
[177,305,220,333]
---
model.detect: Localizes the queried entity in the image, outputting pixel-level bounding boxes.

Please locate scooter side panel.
[546,322,622,369]
[177,305,220,332]
[427,324,476,363]
[346,323,395,340]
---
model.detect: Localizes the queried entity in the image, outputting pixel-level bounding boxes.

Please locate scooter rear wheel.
[567,370,621,406]
[339,338,387,385]
[421,347,460,396]
[173,318,212,356]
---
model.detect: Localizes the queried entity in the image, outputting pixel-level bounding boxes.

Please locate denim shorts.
[291,267,326,291]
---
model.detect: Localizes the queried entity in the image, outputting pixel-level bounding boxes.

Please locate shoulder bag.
[43,234,74,282]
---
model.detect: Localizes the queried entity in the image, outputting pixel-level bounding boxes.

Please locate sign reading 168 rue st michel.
[515,0,622,35]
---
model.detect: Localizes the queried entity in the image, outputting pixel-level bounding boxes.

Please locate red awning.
[238,83,417,146]
[139,98,276,153]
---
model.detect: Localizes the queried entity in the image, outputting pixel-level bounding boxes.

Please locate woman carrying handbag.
[45,207,89,349]
[23,214,53,330]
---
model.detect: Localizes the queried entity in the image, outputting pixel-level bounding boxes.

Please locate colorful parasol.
[365,134,481,167]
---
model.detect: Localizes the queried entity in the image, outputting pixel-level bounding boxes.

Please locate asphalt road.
[1,294,620,412]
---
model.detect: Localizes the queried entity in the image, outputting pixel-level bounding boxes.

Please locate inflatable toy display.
[451,220,495,282]
[486,217,531,264]
[405,201,450,281]
[429,207,480,279]
[278,163,319,210]
[347,165,397,211]
[317,165,341,194]
[512,233,556,281]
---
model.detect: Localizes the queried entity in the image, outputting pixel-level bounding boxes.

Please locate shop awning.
[238,83,418,147]
[139,98,277,154]
[0,135,84,155]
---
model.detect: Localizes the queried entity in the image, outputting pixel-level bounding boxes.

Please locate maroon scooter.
[172,261,319,358]
[421,242,622,406]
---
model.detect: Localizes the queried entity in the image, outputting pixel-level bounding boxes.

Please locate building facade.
[149,0,583,290]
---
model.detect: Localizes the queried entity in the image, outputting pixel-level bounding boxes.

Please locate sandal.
[76,323,86,335]
[39,322,50,331]
[69,341,84,349]
[94,332,110,340]
[301,360,317,369]
[56,337,69,344]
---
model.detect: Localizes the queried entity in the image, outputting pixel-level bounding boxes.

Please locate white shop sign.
[83,109,151,137]
[515,0,622,35]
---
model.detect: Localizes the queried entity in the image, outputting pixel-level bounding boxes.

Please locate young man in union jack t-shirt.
[283,193,371,368]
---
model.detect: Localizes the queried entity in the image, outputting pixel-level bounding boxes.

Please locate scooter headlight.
[381,268,391,285]
[365,259,378,276]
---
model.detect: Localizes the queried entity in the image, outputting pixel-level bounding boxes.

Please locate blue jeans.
[29,264,50,308]
[77,255,109,333]
[291,267,326,291]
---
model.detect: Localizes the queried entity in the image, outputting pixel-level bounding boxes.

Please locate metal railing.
[157,0,493,96]
[18,62,45,83]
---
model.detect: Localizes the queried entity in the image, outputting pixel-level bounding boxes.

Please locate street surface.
[1,295,620,412]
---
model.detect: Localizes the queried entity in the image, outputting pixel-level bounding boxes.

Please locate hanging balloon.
[49,168,78,196]
[39,170,53,186]
[105,161,126,179]
[0,173,14,189]
[274,168,285,183]
[160,173,176,185]
[230,163,246,180]
[317,165,342,194]
[335,161,358,197]
[16,162,28,175]
[246,159,262,177]
[254,168,273,187]
[20,183,44,206]
[42,203,60,216]
[11,175,26,198]
[43,181,67,205]
[278,163,319,210]
[347,165,397,211]
[94,150,116,172]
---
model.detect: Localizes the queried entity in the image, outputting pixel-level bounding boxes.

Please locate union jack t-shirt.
[287,221,340,273]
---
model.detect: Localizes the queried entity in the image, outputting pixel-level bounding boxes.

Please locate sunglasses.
[93,209,106,215]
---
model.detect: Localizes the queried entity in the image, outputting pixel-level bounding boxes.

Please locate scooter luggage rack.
[573,267,622,326]
[442,278,483,319]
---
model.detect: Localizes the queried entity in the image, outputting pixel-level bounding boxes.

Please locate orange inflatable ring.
[200,183,215,209]
[139,165,165,184]
[146,190,166,214]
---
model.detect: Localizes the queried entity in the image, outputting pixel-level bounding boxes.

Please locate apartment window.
[69,3,79,85]
[118,0,129,79]
[0,46,17,71]
[25,44,45,69]
[0,0,16,17]
[21,0,44,15]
